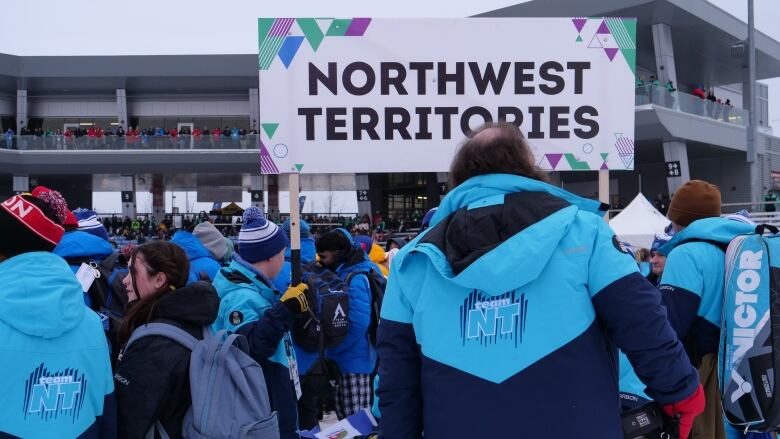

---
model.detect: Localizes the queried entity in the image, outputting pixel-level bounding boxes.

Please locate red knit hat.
[0,193,66,257]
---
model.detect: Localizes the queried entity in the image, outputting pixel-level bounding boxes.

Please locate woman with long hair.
[113,241,219,439]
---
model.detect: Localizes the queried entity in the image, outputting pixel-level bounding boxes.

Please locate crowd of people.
[635,76,737,123]
[3,121,776,439]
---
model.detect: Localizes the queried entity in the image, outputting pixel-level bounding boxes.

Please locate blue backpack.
[126,323,279,439]
[720,225,780,433]
[294,261,350,352]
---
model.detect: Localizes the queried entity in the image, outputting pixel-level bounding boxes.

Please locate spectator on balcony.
[222,126,231,137]
[203,126,211,135]
[211,126,220,137]
[154,127,165,136]
[192,127,202,137]
[765,189,777,213]
[239,128,248,136]
[116,125,125,137]
[4,129,12,149]
[692,85,706,100]
[230,126,240,140]
[169,127,178,138]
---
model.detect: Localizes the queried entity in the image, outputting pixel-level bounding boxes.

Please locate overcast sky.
[0,0,778,123]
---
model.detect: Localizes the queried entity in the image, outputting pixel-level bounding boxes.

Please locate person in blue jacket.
[171,228,222,282]
[211,207,310,439]
[658,181,762,439]
[0,191,116,438]
[314,228,378,421]
[272,218,316,292]
[376,122,704,439]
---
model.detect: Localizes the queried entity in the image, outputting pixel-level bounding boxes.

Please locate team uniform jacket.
[53,230,115,307]
[211,254,299,439]
[376,174,699,438]
[171,230,222,283]
[0,252,116,439]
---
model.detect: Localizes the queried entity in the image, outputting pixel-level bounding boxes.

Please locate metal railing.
[0,134,261,151]
[635,85,748,127]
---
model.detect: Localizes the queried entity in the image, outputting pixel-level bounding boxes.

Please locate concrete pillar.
[249,174,265,210]
[116,89,128,130]
[16,90,27,134]
[662,140,690,196]
[267,174,279,220]
[355,174,371,219]
[120,175,136,219]
[151,174,165,223]
[12,175,29,195]
[651,23,678,86]
[249,88,260,132]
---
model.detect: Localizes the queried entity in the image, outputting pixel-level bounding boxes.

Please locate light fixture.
[79,122,94,126]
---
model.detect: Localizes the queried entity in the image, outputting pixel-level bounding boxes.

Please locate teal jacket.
[0,252,116,438]
[211,255,299,439]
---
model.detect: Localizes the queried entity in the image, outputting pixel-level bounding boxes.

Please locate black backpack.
[346,267,386,346]
[293,261,351,352]
[65,253,129,364]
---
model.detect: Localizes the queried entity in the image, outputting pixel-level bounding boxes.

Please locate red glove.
[661,384,705,439]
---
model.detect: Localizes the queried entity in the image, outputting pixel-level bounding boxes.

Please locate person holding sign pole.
[376,122,703,438]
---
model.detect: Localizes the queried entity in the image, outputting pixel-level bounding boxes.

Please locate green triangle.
[601,153,609,160]
[258,18,275,50]
[326,19,352,36]
[262,123,279,139]
[295,163,304,172]
[576,35,583,42]
[297,18,325,51]
[621,48,636,76]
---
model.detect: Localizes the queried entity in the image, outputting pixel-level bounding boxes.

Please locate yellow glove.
[281,283,309,314]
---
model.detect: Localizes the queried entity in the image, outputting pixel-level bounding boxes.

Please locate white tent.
[609,194,670,249]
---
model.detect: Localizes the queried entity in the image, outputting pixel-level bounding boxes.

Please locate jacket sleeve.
[658,246,705,341]
[114,337,190,439]
[328,272,372,355]
[588,219,699,405]
[222,292,293,362]
[376,262,423,439]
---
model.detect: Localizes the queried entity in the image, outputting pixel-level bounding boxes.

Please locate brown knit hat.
[667,180,722,227]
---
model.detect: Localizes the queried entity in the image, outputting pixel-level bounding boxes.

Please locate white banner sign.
[258,17,636,173]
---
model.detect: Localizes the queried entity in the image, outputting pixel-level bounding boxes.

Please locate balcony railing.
[635,85,748,127]
[0,134,261,151]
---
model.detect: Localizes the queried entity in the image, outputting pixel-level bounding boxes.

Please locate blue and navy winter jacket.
[0,252,116,439]
[376,174,699,439]
[659,217,755,363]
[272,234,317,292]
[211,255,298,439]
[172,230,222,283]
[54,230,114,307]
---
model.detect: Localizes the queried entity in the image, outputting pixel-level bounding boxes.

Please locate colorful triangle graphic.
[596,20,610,34]
[588,34,603,49]
[604,47,619,61]
[295,163,304,172]
[262,123,279,139]
[278,36,305,68]
[572,18,587,34]
[564,153,590,170]
[576,35,583,42]
[297,18,325,51]
[546,153,563,170]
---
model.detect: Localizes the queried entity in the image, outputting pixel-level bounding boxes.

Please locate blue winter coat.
[0,252,116,438]
[271,235,317,292]
[376,174,699,439]
[53,230,115,307]
[172,230,222,283]
[211,255,298,439]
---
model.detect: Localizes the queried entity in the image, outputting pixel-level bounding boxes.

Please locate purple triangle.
[604,48,619,61]
[596,20,610,34]
[600,161,609,170]
[546,153,563,169]
[572,18,587,34]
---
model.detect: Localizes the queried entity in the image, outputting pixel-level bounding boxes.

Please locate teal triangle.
[576,35,583,42]
[295,163,304,171]
[601,153,609,160]
[262,123,279,139]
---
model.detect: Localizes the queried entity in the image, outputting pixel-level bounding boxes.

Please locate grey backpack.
[126,323,280,439]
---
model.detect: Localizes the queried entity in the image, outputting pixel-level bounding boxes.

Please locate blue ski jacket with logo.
[376,174,699,439]
[211,254,298,439]
[0,252,116,439]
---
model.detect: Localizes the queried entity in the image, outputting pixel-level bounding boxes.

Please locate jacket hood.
[659,217,756,256]
[219,254,279,304]
[398,174,606,296]
[152,281,220,326]
[284,236,317,264]
[172,230,213,261]
[53,230,114,260]
[0,252,85,338]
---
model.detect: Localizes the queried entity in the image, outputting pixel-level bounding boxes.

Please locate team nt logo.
[23,363,87,422]
[459,289,528,347]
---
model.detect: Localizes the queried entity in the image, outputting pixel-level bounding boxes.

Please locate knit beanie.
[650,234,672,253]
[353,235,373,254]
[0,192,66,257]
[193,221,228,260]
[73,208,110,242]
[667,180,721,227]
[281,218,311,239]
[238,207,288,263]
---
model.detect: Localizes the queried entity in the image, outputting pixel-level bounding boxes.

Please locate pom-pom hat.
[238,207,289,263]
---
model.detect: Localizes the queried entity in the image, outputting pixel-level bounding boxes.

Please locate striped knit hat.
[238,207,288,263]
[73,208,110,242]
